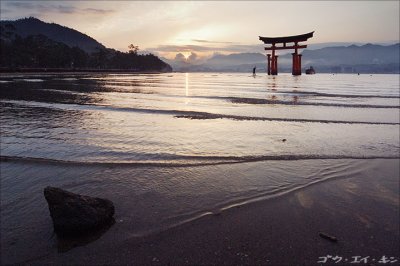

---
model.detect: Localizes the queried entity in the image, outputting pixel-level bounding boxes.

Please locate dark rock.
[282,139,287,142]
[44,186,115,236]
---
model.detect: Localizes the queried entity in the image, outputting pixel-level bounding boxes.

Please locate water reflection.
[0,77,103,105]
[185,73,190,105]
[0,102,87,130]
[185,73,189,97]
[270,76,277,91]
[56,219,115,253]
[0,74,154,106]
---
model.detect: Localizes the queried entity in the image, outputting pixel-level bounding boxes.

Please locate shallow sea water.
[0,73,399,263]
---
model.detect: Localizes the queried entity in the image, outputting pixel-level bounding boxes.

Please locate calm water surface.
[1,73,399,162]
[1,73,399,263]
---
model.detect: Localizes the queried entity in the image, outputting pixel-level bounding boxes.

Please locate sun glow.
[181,52,192,59]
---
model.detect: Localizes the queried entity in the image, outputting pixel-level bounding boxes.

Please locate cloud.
[5,2,36,8]
[53,5,75,14]
[148,43,265,55]
[152,44,220,52]
[82,8,114,15]
[187,52,198,63]
[4,2,114,15]
[174,53,186,62]
[192,39,235,44]
[223,44,265,53]
[0,8,11,14]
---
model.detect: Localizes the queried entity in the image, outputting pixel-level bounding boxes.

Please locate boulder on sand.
[44,186,115,236]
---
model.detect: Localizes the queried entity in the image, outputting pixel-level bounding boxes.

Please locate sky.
[1,1,399,59]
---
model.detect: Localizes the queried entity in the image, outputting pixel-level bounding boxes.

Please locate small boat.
[305,66,315,74]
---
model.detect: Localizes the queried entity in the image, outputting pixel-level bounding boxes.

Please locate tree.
[128,44,139,55]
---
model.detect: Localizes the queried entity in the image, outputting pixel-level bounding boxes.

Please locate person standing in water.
[252,66,256,76]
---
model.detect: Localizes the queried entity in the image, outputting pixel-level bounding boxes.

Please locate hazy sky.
[1,1,399,58]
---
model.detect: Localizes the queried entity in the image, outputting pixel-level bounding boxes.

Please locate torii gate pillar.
[267,54,271,75]
[271,55,278,75]
[259,32,314,76]
[292,53,302,76]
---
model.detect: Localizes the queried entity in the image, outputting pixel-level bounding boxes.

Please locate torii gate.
[259,31,314,76]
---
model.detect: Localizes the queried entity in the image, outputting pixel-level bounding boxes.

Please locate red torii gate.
[259,31,314,76]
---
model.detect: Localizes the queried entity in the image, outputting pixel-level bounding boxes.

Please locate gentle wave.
[23,85,400,101]
[15,79,45,82]
[174,112,399,125]
[272,90,400,99]
[226,96,399,108]
[2,100,398,125]
[156,159,370,237]
[2,155,399,168]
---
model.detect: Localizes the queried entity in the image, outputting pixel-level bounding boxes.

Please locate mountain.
[284,43,400,73]
[169,43,399,73]
[206,53,266,67]
[0,17,105,53]
[163,53,267,72]
[0,17,172,72]
[306,41,399,50]
[299,43,399,65]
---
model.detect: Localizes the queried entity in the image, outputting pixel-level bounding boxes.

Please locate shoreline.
[0,69,171,75]
[1,70,399,75]
[9,158,398,266]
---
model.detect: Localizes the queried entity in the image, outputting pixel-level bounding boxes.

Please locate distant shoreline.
[1,69,399,75]
[0,68,170,74]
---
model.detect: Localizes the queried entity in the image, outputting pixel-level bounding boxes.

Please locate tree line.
[0,34,171,72]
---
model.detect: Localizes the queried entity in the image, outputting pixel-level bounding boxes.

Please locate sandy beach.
[2,158,396,266]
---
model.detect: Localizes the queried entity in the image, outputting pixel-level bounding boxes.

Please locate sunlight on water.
[185,72,190,104]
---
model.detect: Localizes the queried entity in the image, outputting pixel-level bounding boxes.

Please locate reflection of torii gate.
[259,31,314,76]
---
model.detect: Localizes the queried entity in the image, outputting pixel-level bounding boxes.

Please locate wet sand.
[20,159,399,266]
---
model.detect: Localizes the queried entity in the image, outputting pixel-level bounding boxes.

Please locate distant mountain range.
[0,17,172,72]
[164,43,400,74]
